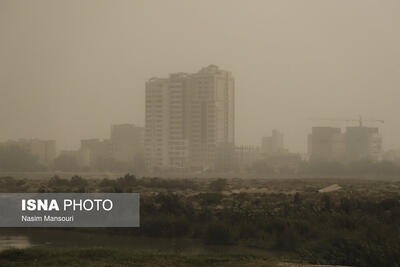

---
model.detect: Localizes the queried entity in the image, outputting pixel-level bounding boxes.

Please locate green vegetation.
[0,175,400,266]
[0,247,275,267]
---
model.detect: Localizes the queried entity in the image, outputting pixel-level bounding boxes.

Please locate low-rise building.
[234,145,262,171]
[0,139,56,167]
[261,130,285,155]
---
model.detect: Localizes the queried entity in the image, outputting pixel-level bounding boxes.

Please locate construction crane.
[309,115,384,127]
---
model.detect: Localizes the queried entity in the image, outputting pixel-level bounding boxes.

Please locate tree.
[209,178,228,192]
[70,175,88,187]
[204,223,233,245]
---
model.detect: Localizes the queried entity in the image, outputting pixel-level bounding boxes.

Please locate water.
[0,235,31,251]
[0,229,201,252]
[0,229,265,256]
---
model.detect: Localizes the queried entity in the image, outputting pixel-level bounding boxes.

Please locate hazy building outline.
[145,65,234,172]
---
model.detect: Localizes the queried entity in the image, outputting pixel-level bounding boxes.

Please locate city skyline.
[1,1,399,153]
[0,63,393,154]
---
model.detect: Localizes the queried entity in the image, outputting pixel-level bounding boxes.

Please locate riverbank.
[0,247,279,267]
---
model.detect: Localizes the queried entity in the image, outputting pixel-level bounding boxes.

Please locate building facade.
[110,124,144,166]
[0,139,56,167]
[345,126,382,162]
[77,124,144,170]
[261,130,285,155]
[308,127,343,162]
[308,126,382,162]
[145,65,235,172]
[234,145,262,171]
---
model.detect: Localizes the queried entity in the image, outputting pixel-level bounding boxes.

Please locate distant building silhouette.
[110,124,144,167]
[56,124,144,171]
[234,145,262,171]
[383,149,400,165]
[261,130,285,155]
[308,127,344,162]
[308,126,382,162]
[80,138,113,168]
[0,139,56,167]
[345,126,381,162]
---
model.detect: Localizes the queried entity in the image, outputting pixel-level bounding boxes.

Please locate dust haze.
[1,0,399,152]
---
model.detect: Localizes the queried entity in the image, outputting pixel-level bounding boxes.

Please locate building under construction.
[308,117,383,163]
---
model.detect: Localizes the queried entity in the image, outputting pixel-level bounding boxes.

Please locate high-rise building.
[145,65,235,172]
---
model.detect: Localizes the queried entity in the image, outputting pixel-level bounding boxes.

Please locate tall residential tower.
[145,65,234,172]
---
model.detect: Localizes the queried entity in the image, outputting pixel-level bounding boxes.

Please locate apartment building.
[145,65,234,172]
[308,126,382,162]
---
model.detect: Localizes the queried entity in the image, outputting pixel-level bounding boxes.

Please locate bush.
[208,179,227,192]
[70,175,88,187]
[204,223,233,245]
[48,175,70,187]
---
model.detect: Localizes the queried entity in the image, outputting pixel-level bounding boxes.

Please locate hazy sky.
[1,0,399,153]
